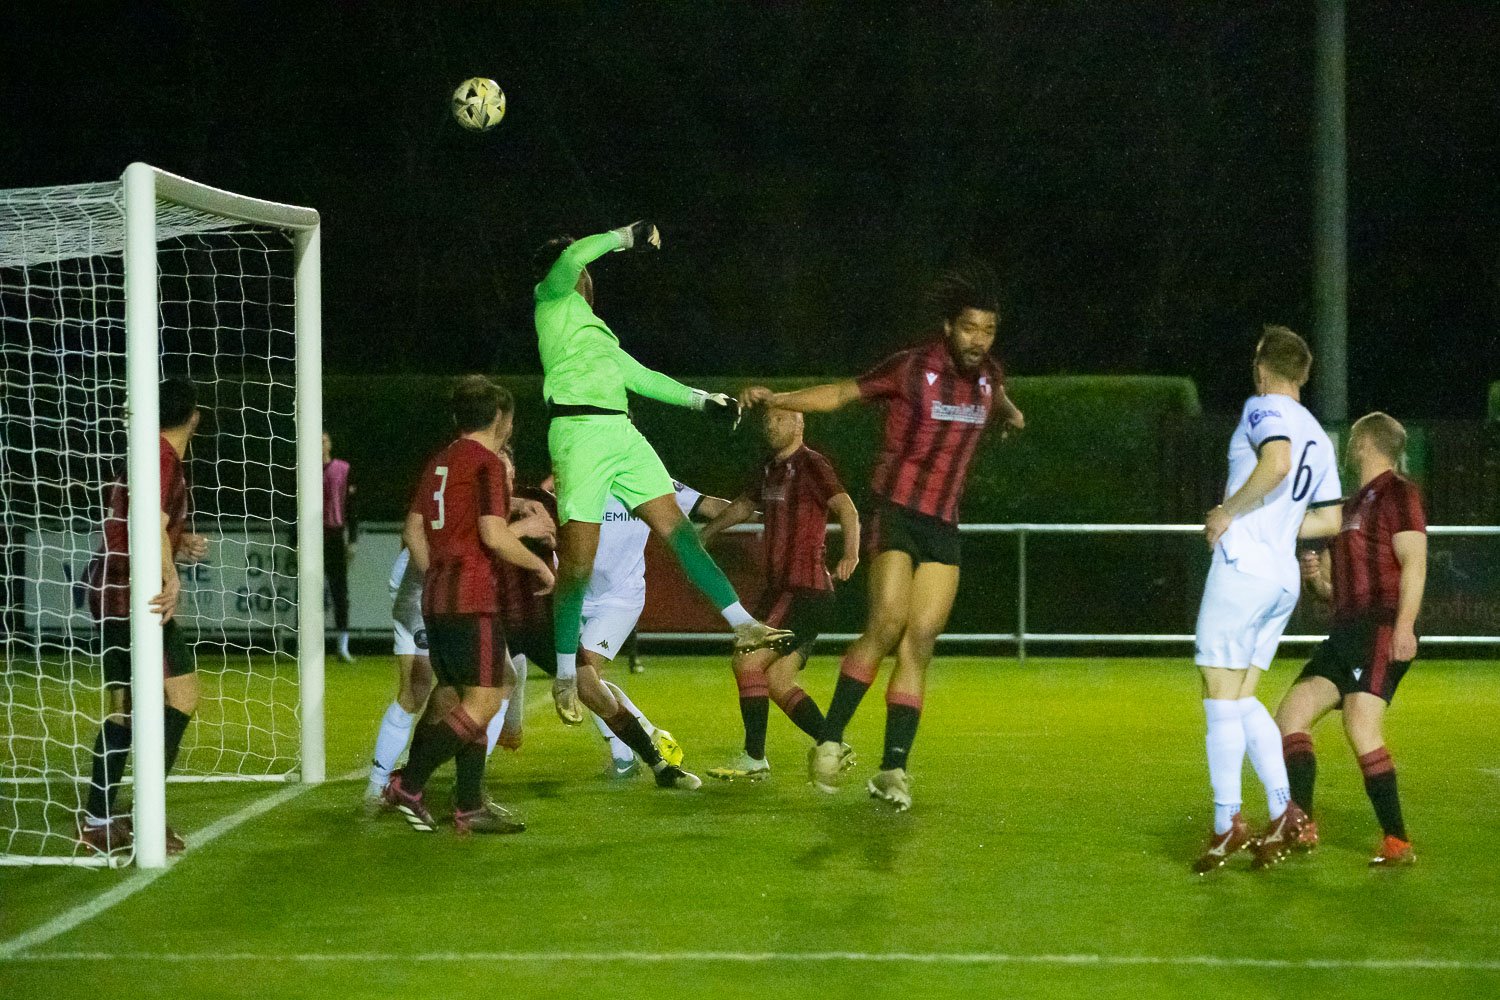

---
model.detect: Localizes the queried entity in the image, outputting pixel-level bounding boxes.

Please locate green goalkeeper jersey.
[535,230,697,411]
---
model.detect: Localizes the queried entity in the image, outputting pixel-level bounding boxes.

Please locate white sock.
[591,710,633,762]
[555,652,577,681]
[721,601,753,627]
[1240,697,1291,819]
[338,632,351,655]
[1204,698,1245,835]
[603,680,654,737]
[485,699,510,756]
[368,701,415,794]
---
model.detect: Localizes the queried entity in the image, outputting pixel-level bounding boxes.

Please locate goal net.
[0,165,324,867]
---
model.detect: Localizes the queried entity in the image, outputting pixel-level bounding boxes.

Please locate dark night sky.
[2,2,1496,417]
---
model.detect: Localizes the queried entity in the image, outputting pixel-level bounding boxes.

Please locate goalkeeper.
[534,222,794,723]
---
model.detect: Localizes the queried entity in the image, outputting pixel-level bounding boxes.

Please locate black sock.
[821,674,871,744]
[606,708,661,767]
[402,721,462,792]
[1282,732,1316,814]
[452,738,486,812]
[86,720,132,819]
[880,703,922,771]
[740,696,769,759]
[779,688,826,742]
[1359,748,1407,840]
[163,707,192,775]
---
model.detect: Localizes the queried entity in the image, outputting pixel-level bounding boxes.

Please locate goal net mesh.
[1,179,303,864]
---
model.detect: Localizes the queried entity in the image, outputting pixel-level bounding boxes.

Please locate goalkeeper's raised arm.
[532,223,733,418]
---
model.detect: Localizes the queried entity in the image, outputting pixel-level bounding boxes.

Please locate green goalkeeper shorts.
[548,414,675,525]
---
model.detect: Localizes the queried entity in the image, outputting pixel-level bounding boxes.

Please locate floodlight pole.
[1313,0,1349,422]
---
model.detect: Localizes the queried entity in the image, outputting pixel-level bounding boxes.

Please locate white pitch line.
[0,767,364,960]
[2,950,1498,972]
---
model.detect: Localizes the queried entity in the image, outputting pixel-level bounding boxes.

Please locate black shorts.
[506,622,557,677]
[755,588,833,663]
[865,499,961,567]
[1297,620,1413,705]
[426,614,514,689]
[101,617,196,688]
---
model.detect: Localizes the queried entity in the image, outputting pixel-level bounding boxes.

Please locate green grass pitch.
[2,655,1498,999]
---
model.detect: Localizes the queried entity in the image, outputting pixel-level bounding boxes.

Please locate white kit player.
[1191,326,1344,873]
[575,478,730,778]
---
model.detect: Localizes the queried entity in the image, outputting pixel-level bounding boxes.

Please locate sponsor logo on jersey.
[930,401,988,425]
[763,486,788,504]
[1248,408,1282,429]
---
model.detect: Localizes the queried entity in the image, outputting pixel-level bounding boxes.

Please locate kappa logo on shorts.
[599,638,610,650]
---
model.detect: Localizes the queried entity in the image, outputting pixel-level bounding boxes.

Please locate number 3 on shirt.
[1291,442,1315,502]
[431,466,449,529]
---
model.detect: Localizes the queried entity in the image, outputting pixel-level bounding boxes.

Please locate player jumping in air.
[741,261,1024,810]
[1275,412,1427,868]
[1190,326,1344,873]
[532,222,795,727]
[382,377,553,835]
[700,406,861,782]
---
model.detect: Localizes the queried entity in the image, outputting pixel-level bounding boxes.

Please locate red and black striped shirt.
[499,483,557,631]
[749,445,846,593]
[410,438,511,617]
[1331,470,1426,624]
[89,438,189,621]
[857,339,1005,524]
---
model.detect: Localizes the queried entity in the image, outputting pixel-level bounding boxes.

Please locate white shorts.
[580,602,642,662]
[392,605,428,657]
[1194,558,1298,671]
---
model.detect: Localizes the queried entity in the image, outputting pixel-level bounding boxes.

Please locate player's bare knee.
[462,687,504,725]
[426,686,459,720]
[902,621,942,658]
[165,675,199,715]
[864,612,908,655]
[577,668,615,714]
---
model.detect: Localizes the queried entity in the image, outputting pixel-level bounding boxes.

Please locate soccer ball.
[451,77,506,132]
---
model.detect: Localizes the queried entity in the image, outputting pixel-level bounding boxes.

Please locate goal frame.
[121,163,324,868]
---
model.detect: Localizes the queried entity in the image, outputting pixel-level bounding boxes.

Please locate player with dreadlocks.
[741,260,1024,810]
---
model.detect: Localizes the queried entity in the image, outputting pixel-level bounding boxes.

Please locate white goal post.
[0,164,324,869]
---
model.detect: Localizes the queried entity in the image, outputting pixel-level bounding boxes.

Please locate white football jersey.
[1217,393,1341,594]
[584,480,702,609]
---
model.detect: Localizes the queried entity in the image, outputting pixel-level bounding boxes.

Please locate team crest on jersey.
[926,372,938,386]
[930,401,988,425]
[1248,408,1281,429]
[979,376,992,395]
